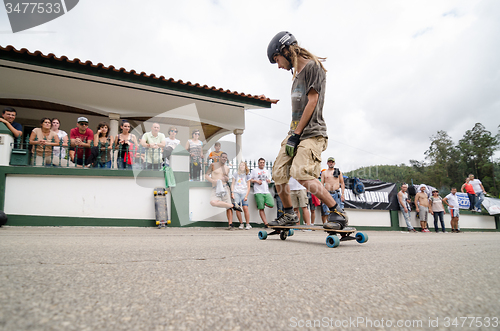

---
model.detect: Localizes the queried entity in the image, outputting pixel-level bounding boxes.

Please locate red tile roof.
[0,45,278,106]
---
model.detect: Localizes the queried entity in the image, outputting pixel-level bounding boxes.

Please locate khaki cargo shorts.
[272,135,328,185]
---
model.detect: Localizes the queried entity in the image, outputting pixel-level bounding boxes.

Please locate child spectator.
[208,142,223,163]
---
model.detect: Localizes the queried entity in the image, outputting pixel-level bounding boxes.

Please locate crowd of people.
[398,174,488,233]
[206,153,347,231]
[2,108,211,171]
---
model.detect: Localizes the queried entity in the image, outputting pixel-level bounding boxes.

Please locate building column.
[234,129,244,166]
[109,113,120,137]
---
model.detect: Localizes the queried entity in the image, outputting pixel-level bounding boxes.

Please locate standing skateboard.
[154,187,170,228]
[258,225,368,248]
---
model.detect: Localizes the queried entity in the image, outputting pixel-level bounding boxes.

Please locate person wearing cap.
[429,189,446,233]
[267,31,348,230]
[320,157,345,224]
[415,185,431,232]
[70,117,94,167]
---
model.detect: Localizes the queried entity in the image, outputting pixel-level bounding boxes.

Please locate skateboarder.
[267,31,347,230]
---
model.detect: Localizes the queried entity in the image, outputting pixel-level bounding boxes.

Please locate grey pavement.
[0,227,499,331]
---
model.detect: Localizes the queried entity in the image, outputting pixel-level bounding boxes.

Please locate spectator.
[205,152,242,230]
[140,122,166,170]
[461,178,476,211]
[308,192,321,225]
[29,118,60,166]
[398,184,417,232]
[70,117,94,168]
[231,161,252,230]
[415,185,431,232]
[94,121,114,168]
[115,120,138,169]
[163,126,180,165]
[320,157,345,224]
[249,158,273,227]
[469,174,487,212]
[185,129,203,181]
[443,188,461,233]
[51,118,70,166]
[208,142,223,163]
[289,177,312,226]
[0,107,23,148]
[429,189,446,233]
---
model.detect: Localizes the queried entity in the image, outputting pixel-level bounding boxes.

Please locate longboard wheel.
[355,232,368,243]
[154,191,157,195]
[156,221,160,225]
[279,230,288,240]
[326,235,340,248]
[288,229,294,237]
[258,230,267,240]
[167,220,171,225]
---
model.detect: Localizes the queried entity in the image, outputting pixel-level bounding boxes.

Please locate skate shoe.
[269,212,299,226]
[323,204,348,230]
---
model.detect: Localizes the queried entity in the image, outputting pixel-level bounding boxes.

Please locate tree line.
[345,123,500,197]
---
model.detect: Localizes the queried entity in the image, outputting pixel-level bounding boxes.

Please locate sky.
[1,0,499,174]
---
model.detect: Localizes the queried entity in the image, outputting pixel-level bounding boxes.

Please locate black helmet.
[267,31,297,64]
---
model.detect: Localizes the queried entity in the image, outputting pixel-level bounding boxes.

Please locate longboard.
[258,225,368,248]
[154,187,170,228]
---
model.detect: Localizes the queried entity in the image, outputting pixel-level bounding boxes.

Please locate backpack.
[352,177,365,195]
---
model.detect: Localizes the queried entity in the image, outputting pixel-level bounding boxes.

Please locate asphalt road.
[0,227,499,331]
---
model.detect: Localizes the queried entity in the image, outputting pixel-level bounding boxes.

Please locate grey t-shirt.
[289,60,327,140]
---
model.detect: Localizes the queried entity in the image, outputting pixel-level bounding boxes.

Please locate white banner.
[481,197,500,215]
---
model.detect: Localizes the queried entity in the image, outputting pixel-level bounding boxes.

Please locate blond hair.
[283,44,327,80]
[238,161,249,175]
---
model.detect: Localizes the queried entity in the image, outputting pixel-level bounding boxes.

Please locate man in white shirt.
[289,177,312,226]
[249,158,274,227]
[140,123,166,169]
[468,174,487,212]
[443,188,461,233]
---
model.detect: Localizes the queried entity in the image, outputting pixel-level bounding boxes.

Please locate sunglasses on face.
[79,123,88,126]
[170,130,178,133]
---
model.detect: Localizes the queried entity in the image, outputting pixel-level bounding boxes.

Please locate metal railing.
[12,135,274,179]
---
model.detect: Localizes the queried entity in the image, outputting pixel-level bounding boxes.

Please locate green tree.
[458,123,500,194]
[424,130,458,188]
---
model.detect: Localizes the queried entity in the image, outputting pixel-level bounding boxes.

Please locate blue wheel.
[258,230,268,240]
[288,229,294,237]
[326,235,340,248]
[355,232,368,243]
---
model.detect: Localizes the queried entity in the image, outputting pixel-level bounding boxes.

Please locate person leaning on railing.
[94,121,114,169]
[115,120,138,169]
[29,118,60,166]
